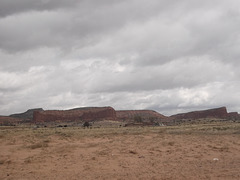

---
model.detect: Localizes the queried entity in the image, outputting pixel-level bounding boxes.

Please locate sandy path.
[0,127,240,180]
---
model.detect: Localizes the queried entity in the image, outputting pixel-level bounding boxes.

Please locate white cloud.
[0,0,240,115]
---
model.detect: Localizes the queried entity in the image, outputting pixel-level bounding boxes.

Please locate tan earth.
[0,122,240,180]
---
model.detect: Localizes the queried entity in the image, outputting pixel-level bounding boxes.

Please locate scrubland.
[0,122,240,180]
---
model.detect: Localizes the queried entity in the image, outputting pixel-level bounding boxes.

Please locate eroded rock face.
[170,107,229,120]
[116,110,167,122]
[1,106,239,126]
[0,116,22,126]
[10,108,43,120]
[227,112,240,120]
[33,106,116,123]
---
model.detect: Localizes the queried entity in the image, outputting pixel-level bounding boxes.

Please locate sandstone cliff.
[116,110,167,122]
[33,106,116,123]
[10,108,43,120]
[0,116,23,126]
[227,112,240,120]
[0,106,239,126]
[170,107,229,120]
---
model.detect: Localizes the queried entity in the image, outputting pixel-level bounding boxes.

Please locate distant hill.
[170,107,240,123]
[0,116,23,126]
[116,110,167,122]
[33,106,116,124]
[0,106,239,126]
[10,108,43,120]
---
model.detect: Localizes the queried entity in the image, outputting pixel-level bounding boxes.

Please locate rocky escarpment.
[116,110,167,122]
[227,112,240,120]
[33,106,116,124]
[0,116,23,126]
[170,107,240,121]
[0,106,239,126]
[10,108,43,120]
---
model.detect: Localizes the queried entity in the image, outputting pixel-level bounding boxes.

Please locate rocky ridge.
[33,106,116,124]
[170,107,239,120]
[10,108,43,120]
[0,116,22,126]
[0,106,239,126]
[116,110,167,122]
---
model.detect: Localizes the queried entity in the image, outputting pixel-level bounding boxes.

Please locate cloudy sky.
[1,0,240,116]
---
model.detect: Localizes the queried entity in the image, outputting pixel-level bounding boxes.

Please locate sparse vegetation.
[1,121,240,179]
[0,121,240,141]
[27,141,49,149]
[83,121,90,128]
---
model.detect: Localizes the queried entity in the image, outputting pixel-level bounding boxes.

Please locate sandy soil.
[0,124,240,180]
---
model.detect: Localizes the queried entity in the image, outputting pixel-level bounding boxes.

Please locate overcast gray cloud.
[1,0,240,115]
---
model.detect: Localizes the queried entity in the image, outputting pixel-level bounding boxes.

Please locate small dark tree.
[83,121,90,128]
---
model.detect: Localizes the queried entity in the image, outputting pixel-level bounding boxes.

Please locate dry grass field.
[0,122,240,180]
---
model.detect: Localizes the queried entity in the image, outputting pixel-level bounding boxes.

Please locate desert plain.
[0,122,240,180]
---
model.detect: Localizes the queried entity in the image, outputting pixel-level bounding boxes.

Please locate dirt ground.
[0,123,240,180]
